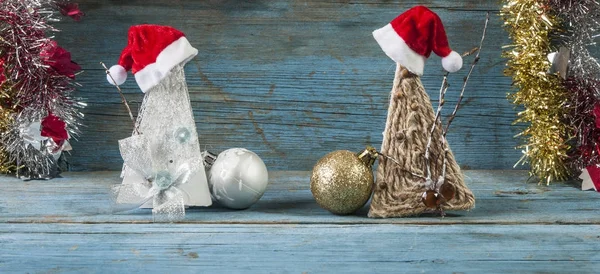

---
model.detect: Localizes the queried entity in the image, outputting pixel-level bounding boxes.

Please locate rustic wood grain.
[2,223,599,273]
[1,171,598,224]
[49,0,524,171]
[1,171,600,273]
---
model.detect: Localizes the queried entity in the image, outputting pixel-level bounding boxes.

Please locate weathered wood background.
[55,0,519,171]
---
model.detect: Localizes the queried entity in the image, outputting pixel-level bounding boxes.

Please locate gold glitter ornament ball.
[310,149,376,215]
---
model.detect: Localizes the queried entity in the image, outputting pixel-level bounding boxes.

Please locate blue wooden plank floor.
[1,171,599,273]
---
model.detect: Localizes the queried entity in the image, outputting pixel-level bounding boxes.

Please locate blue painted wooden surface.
[2,224,599,273]
[1,171,600,272]
[1,170,599,224]
[51,0,523,171]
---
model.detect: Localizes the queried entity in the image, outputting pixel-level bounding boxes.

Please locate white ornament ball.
[207,148,269,209]
[107,65,127,86]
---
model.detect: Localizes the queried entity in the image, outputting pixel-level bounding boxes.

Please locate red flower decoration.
[586,165,600,192]
[57,2,84,21]
[594,103,600,129]
[0,57,5,84]
[40,41,81,79]
[41,113,69,145]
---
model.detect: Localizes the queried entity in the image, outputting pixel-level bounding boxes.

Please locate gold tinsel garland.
[0,81,17,173]
[501,0,571,184]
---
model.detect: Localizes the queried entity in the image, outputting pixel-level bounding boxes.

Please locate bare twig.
[440,148,449,187]
[377,151,427,180]
[377,151,401,166]
[100,62,138,133]
[462,47,479,57]
[443,12,490,137]
[424,11,490,187]
[424,72,449,179]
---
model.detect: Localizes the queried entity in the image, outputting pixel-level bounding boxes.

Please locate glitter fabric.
[114,64,211,222]
[310,150,374,215]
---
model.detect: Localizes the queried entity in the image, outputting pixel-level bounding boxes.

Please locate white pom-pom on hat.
[442,51,463,73]
[107,65,127,86]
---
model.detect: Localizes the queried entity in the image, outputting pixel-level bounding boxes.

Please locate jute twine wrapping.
[368,64,475,218]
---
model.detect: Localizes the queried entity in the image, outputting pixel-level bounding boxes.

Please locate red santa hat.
[106,25,198,93]
[373,6,463,76]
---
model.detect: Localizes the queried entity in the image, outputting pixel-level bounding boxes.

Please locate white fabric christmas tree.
[107,25,211,221]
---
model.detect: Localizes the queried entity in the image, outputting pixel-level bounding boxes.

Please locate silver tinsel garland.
[550,0,600,85]
[549,0,600,171]
[0,0,84,179]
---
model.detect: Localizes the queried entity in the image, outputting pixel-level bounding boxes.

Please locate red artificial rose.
[40,41,81,79]
[57,2,84,21]
[586,165,600,191]
[41,113,69,145]
[594,103,600,129]
[0,58,5,84]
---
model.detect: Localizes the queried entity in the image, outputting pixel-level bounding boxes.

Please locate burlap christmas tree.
[368,65,474,217]
[368,6,475,217]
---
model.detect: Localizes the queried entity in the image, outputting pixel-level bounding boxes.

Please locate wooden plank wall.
[54,0,519,171]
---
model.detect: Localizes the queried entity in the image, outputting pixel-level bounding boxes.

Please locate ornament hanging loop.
[356,146,378,167]
[201,150,218,169]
